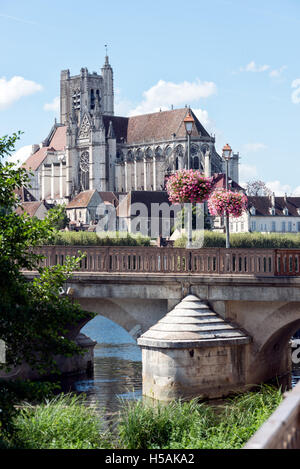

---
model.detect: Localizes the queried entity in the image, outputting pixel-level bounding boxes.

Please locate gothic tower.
[60,56,114,125]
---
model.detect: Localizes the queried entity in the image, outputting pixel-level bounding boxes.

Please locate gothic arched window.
[193,156,199,169]
[155,146,162,157]
[79,151,89,191]
[146,147,153,158]
[90,89,95,110]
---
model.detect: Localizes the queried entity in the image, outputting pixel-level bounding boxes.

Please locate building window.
[241,222,244,232]
[251,221,256,231]
[288,221,292,232]
[298,222,300,232]
[282,221,286,232]
[79,151,89,191]
[271,221,276,232]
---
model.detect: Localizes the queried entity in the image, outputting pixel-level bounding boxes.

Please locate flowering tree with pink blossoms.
[166,169,213,204]
[208,189,248,218]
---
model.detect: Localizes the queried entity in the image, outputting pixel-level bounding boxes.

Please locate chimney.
[271,192,275,207]
[284,193,287,203]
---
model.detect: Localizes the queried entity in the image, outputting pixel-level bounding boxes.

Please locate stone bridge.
[24,246,300,394]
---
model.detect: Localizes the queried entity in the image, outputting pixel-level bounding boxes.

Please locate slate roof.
[248,196,300,216]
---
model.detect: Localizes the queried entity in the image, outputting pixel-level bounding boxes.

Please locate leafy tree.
[0,132,94,375]
[245,180,272,197]
[47,203,69,230]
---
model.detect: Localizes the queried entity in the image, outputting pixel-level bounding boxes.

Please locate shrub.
[174,230,300,248]
[46,231,151,246]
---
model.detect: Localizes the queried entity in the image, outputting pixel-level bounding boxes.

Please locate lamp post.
[184,110,195,248]
[222,143,232,249]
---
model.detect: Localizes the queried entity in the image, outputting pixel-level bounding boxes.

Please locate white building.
[230,194,300,234]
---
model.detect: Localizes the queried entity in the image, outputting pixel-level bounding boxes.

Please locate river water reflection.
[65,316,142,416]
[62,315,300,417]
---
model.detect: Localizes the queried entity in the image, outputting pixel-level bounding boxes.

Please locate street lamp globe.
[184,110,195,135]
[222,143,232,160]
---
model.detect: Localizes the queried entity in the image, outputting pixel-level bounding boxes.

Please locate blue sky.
[1,0,300,194]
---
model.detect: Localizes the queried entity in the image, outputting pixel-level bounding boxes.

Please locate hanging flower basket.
[208,189,248,217]
[166,169,213,204]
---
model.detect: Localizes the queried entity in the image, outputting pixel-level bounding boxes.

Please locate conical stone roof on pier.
[137,295,251,349]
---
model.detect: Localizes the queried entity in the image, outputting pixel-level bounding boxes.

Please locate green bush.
[46,231,151,246]
[11,394,111,449]
[174,230,300,248]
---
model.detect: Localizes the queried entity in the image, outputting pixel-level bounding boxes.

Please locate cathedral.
[23,55,240,205]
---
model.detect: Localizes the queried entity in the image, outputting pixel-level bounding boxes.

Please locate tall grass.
[46,231,151,246]
[11,394,111,449]
[174,230,300,248]
[117,385,282,449]
[7,386,283,449]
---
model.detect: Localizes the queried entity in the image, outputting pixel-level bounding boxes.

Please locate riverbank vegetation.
[174,230,300,248]
[1,385,282,449]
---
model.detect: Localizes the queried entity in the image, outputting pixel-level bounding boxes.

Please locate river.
[61,315,300,417]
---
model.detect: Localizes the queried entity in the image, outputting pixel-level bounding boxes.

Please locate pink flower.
[166,169,213,204]
[208,189,248,217]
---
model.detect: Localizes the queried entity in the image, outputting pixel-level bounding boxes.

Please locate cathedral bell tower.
[62,55,115,196]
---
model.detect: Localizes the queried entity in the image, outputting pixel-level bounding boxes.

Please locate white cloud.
[0,76,42,110]
[269,65,287,78]
[239,163,259,184]
[114,88,134,116]
[239,61,286,78]
[8,145,33,167]
[266,180,293,196]
[242,143,267,153]
[44,96,59,112]
[128,79,217,116]
[291,78,300,104]
[240,61,270,73]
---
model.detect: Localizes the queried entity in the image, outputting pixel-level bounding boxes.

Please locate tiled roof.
[98,191,120,207]
[15,201,45,217]
[23,126,66,171]
[126,108,209,144]
[212,173,245,192]
[66,190,97,208]
[248,196,300,216]
[103,108,210,145]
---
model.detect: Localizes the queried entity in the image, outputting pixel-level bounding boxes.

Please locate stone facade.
[23,56,240,206]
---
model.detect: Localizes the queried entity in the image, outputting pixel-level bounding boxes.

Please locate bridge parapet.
[31,246,300,277]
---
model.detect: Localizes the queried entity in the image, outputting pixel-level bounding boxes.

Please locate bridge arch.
[67,297,168,342]
[245,302,300,383]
